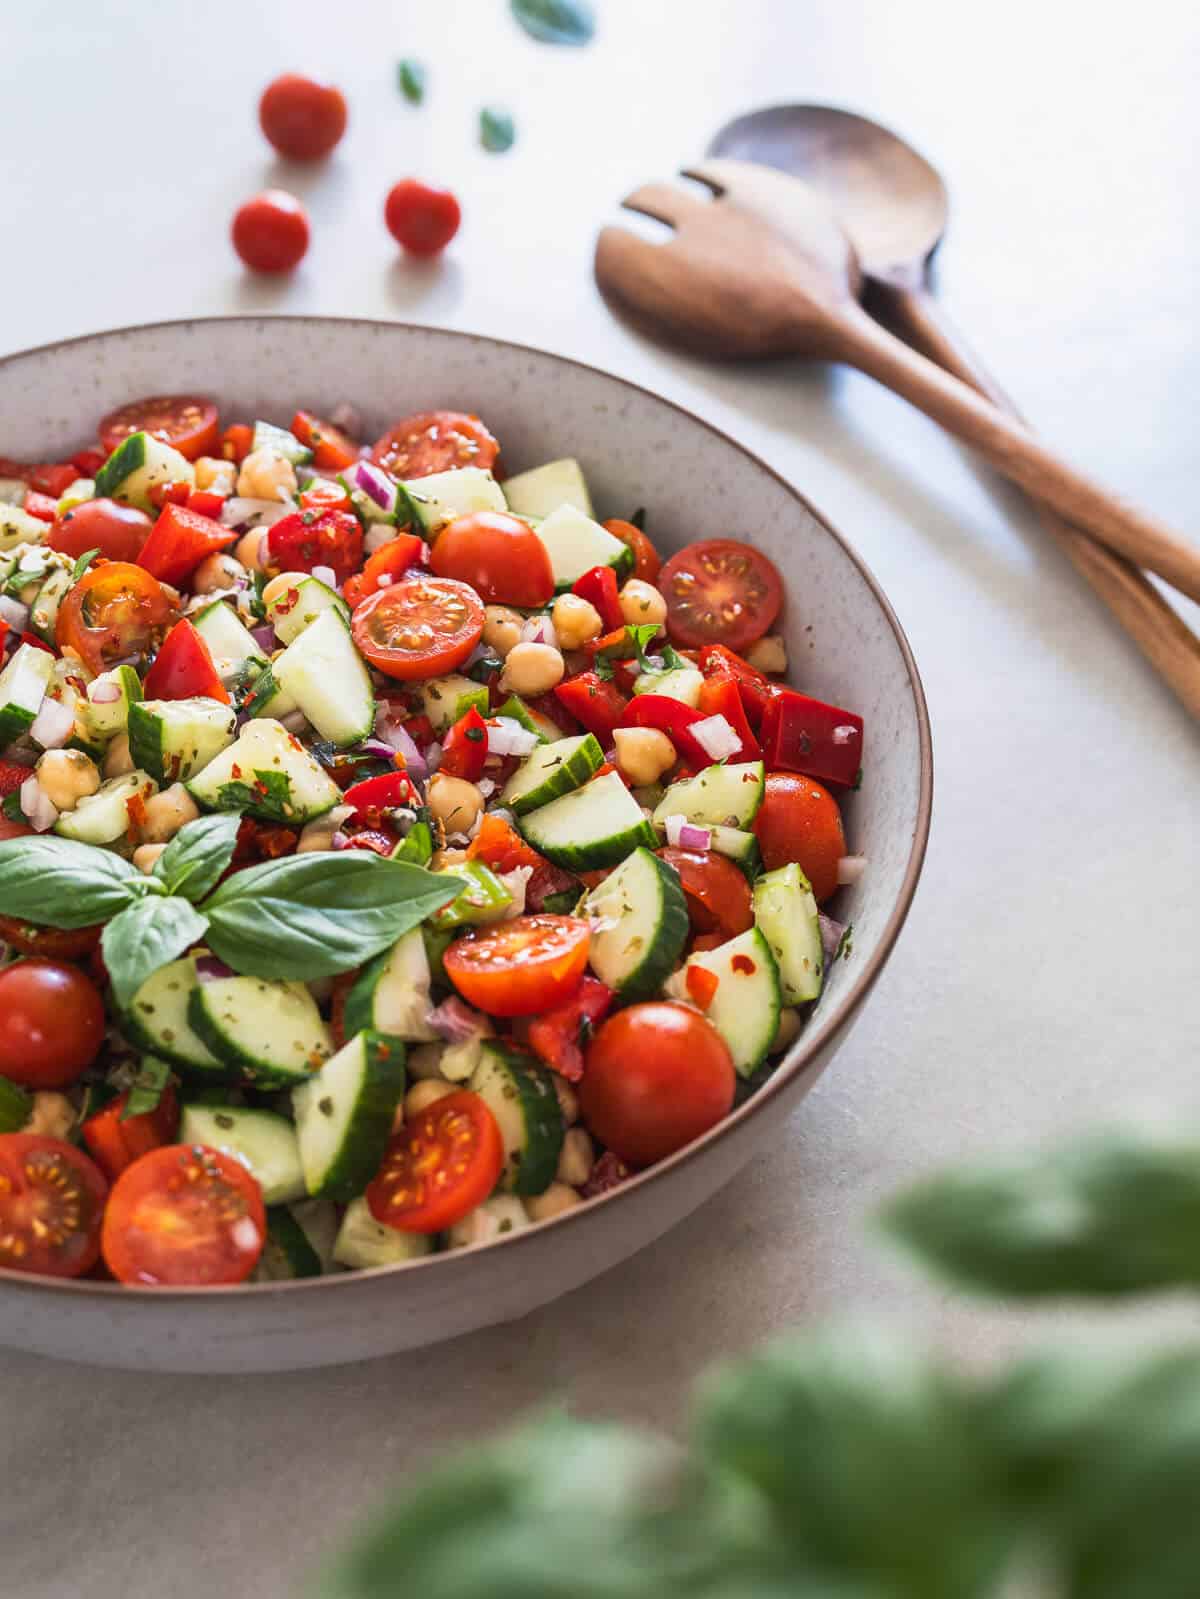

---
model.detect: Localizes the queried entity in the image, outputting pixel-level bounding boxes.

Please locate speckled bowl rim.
[0,315,933,1300]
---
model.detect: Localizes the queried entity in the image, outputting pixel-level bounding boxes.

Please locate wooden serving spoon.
[704,105,1200,719]
[594,160,1200,615]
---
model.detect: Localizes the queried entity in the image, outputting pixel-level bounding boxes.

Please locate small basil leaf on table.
[203,854,463,980]
[397,58,426,104]
[153,812,242,904]
[510,0,595,46]
[121,1055,171,1121]
[0,836,153,928]
[101,896,210,1011]
[479,107,516,154]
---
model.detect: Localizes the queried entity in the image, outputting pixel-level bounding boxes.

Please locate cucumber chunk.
[517,769,657,870]
[128,696,236,784]
[500,732,603,815]
[251,419,311,465]
[94,431,194,510]
[255,1207,324,1280]
[81,664,142,740]
[652,761,765,830]
[293,1030,407,1202]
[402,467,507,535]
[192,600,270,683]
[709,825,761,879]
[332,1196,435,1269]
[54,770,158,844]
[583,846,689,999]
[29,567,73,644]
[753,862,823,1004]
[271,608,375,747]
[265,573,349,646]
[122,955,226,1075]
[188,975,333,1087]
[674,927,781,1078]
[0,641,54,747]
[502,458,593,520]
[186,717,342,823]
[178,1104,306,1204]
[469,1042,564,1196]
[532,504,633,589]
[342,927,439,1042]
[418,673,490,733]
[240,666,298,721]
[0,503,48,552]
[495,694,563,744]
[632,666,704,707]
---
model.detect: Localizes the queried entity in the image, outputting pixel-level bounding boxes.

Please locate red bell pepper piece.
[220,423,254,464]
[619,693,712,767]
[342,533,425,609]
[759,689,864,789]
[468,812,544,874]
[143,618,230,703]
[290,410,360,471]
[572,565,623,632]
[187,488,227,520]
[696,676,761,761]
[137,503,237,586]
[438,706,489,782]
[527,975,615,1082]
[20,630,54,654]
[81,1084,179,1184]
[342,769,421,817]
[696,643,776,728]
[23,491,58,522]
[147,480,192,511]
[553,672,629,745]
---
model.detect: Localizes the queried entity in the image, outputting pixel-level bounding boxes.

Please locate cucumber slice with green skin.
[81,664,142,739]
[583,846,688,1000]
[188,976,333,1088]
[192,600,270,682]
[271,608,375,747]
[402,466,507,535]
[94,431,194,510]
[495,694,563,743]
[518,770,657,870]
[0,642,54,747]
[446,1194,531,1249]
[533,504,633,590]
[753,862,823,1005]
[186,717,342,823]
[54,770,158,844]
[293,1030,407,1202]
[265,574,349,646]
[251,419,312,465]
[56,478,94,516]
[128,696,236,784]
[709,825,762,880]
[418,673,490,733]
[240,666,298,721]
[0,504,47,552]
[178,1104,306,1204]
[430,862,512,929]
[343,926,438,1043]
[502,457,593,520]
[29,567,73,644]
[652,761,765,830]
[0,1077,32,1133]
[632,666,705,707]
[468,1041,564,1196]
[674,927,781,1078]
[255,1207,324,1280]
[122,955,226,1076]
[332,1196,435,1269]
[500,732,604,815]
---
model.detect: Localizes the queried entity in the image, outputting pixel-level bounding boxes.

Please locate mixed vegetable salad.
[0,394,863,1287]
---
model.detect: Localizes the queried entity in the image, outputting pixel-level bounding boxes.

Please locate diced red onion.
[331,830,350,850]
[250,623,277,651]
[355,737,401,762]
[486,717,539,758]
[354,460,398,512]
[311,564,338,591]
[476,776,497,798]
[819,913,846,965]
[691,714,741,762]
[426,996,489,1044]
[0,596,29,631]
[663,813,711,850]
[20,774,57,832]
[836,854,868,886]
[220,498,292,529]
[88,680,122,705]
[519,614,558,650]
[424,740,443,773]
[195,955,236,983]
[29,697,76,750]
[832,725,859,746]
[372,710,428,778]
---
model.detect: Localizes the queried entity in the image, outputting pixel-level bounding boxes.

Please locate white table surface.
[3,3,1198,1594]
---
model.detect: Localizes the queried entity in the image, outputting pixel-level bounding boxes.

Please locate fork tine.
[620,182,705,226]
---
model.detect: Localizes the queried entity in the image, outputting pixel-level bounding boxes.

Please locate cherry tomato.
[753,772,846,902]
[579,1003,736,1168]
[101,1143,266,1286]
[370,409,498,480]
[659,539,782,651]
[0,915,101,960]
[0,460,78,498]
[351,574,484,681]
[290,410,359,470]
[299,477,353,515]
[56,560,174,674]
[142,618,229,703]
[137,503,237,586]
[657,847,753,938]
[267,507,363,585]
[526,975,614,1083]
[23,491,58,522]
[221,423,254,464]
[259,73,347,161]
[602,518,661,585]
[466,812,545,875]
[46,498,152,564]
[232,190,309,274]
[429,511,554,608]
[443,914,590,1018]
[384,180,462,257]
[71,448,106,478]
[0,1136,108,1278]
[341,532,424,609]
[98,396,220,462]
[146,480,191,510]
[0,960,106,1090]
[81,1084,179,1185]
[366,1090,504,1234]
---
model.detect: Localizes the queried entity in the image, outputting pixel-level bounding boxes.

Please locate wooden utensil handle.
[871,283,1200,721]
[833,297,1200,608]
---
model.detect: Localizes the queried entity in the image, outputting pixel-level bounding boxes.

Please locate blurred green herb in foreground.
[397,60,426,105]
[510,0,595,47]
[317,1126,1200,1598]
[479,107,516,155]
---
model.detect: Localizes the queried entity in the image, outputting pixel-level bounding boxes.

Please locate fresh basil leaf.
[397,58,426,103]
[592,653,615,682]
[0,835,149,928]
[660,644,689,672]
[628,506,647,531]
[391,819,433,867]
[215,768,293,817]
[510,0,595,46]
[121,1055,171,1121]
[479,106,516,154]
[880,1128,1200,1298]
[153,812,242,903]
[0,1076,32,1134]
[70,546,101,582]
[203,854,462,980]
[248,569,268,621]
[625,622,661,671]
[101,896,210,1011]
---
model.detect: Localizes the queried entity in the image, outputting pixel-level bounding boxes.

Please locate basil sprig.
[510,0,595,46]
[0,835,162,928]
[121,1055,171,1120]
[102,896,210,1011]
[152,811,241,903]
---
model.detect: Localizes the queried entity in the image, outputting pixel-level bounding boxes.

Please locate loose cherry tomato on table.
[81,1085,180,1185]
[267,507,363,585]
[384,180,462,257]
[342,533,425,608]
[659,539,782,652]
[351,574,484,681]
[429,512,554,608]
[142,618,229,703]
[579,1002,736,1169]
[367,1090,503,1234]
[232,189,310,274]
[657,846,753,938]
[56,560,175,674]
[137,502,237,586]
[0,915,101,960]
[370,409,497,479]
[0,1136,108,1278]
[101,1143,266,1286]
[526,975,615,1082]
[443,914,590,1018]
[47,498,153,564]
[602,518,661,585]
[290,410,359,470]
[98,395,220,462]
[758,689,864,791]
[259,73,347,161]
[753,771,846,902]
[0,960,107,1089]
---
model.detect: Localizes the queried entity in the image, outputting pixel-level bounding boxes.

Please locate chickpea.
[103,732,134,779]
[296,805,352,854]
[551,592,603,649]
[137,783,199,844]
[406,1042,449,1081]
[427,773,484,835]
[236,528,270,571]
[481,605,524,658]
[193,456,237,495]
[556,1128,594,1187]
[525,1183,583,1223]
[552,1076,580,1126]
[405,1079,457,1119]
[236,448,297,502]
[502,641,565,698]
[192,551,247,595]
[261,570,309,609]
[24,1092,76,1141]
[613,726,676,786]
[132,843,167,874]
[35,748,100,812]
[745,634,788,675]
[618,578,667,629]
[771,1007,803,1055]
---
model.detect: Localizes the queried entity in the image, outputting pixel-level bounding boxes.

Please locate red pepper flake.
[125,791,149,835]
[731,954,756,975]
[230,763,243,780]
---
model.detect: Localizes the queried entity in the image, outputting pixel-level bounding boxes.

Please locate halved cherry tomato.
[553,672,629,745]
[101,1143,266,1286]
[759,689,864,791]
[573,564,623,632]
[299,477,353,515]
[351,575,484,681]
[56,561,175,675]
[526,975,614,1083]
[579,1003,736,1168]
[259,73,347,161]
[383,181,462,258]
[342,533,425,609]
[443,914,590,1017]
[232,189,310,274]
[439,706,489,782]
[753,772,846,903]
[81,1084,179,1185]
[370,410,498,480]
[695,675,761,762]
[291,410,359,470]
[0,1135,108,1278]
[467,812,545,875]
[0,915,101,960]
[98,396,220,462]
[47,497,153,564]
[187,489,227,520]
[142,618,229,703]
[430,512,553,608]
[696,643,777,728]
[267,507,363,585]
[603,518,661,585]
[342,769,421,816]
[221,423,254,464]
[657,847,753,938]
[659,539,782,651]
[137,502,237,586]
[0,959,106,1089]
[23,491,58,522]
[366,1089,503,1234]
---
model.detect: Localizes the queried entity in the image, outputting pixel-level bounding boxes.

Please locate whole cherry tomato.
[384,180,462,256]
[259,73,347,161]
[0,960,107,1090]
[232,190,310,274]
